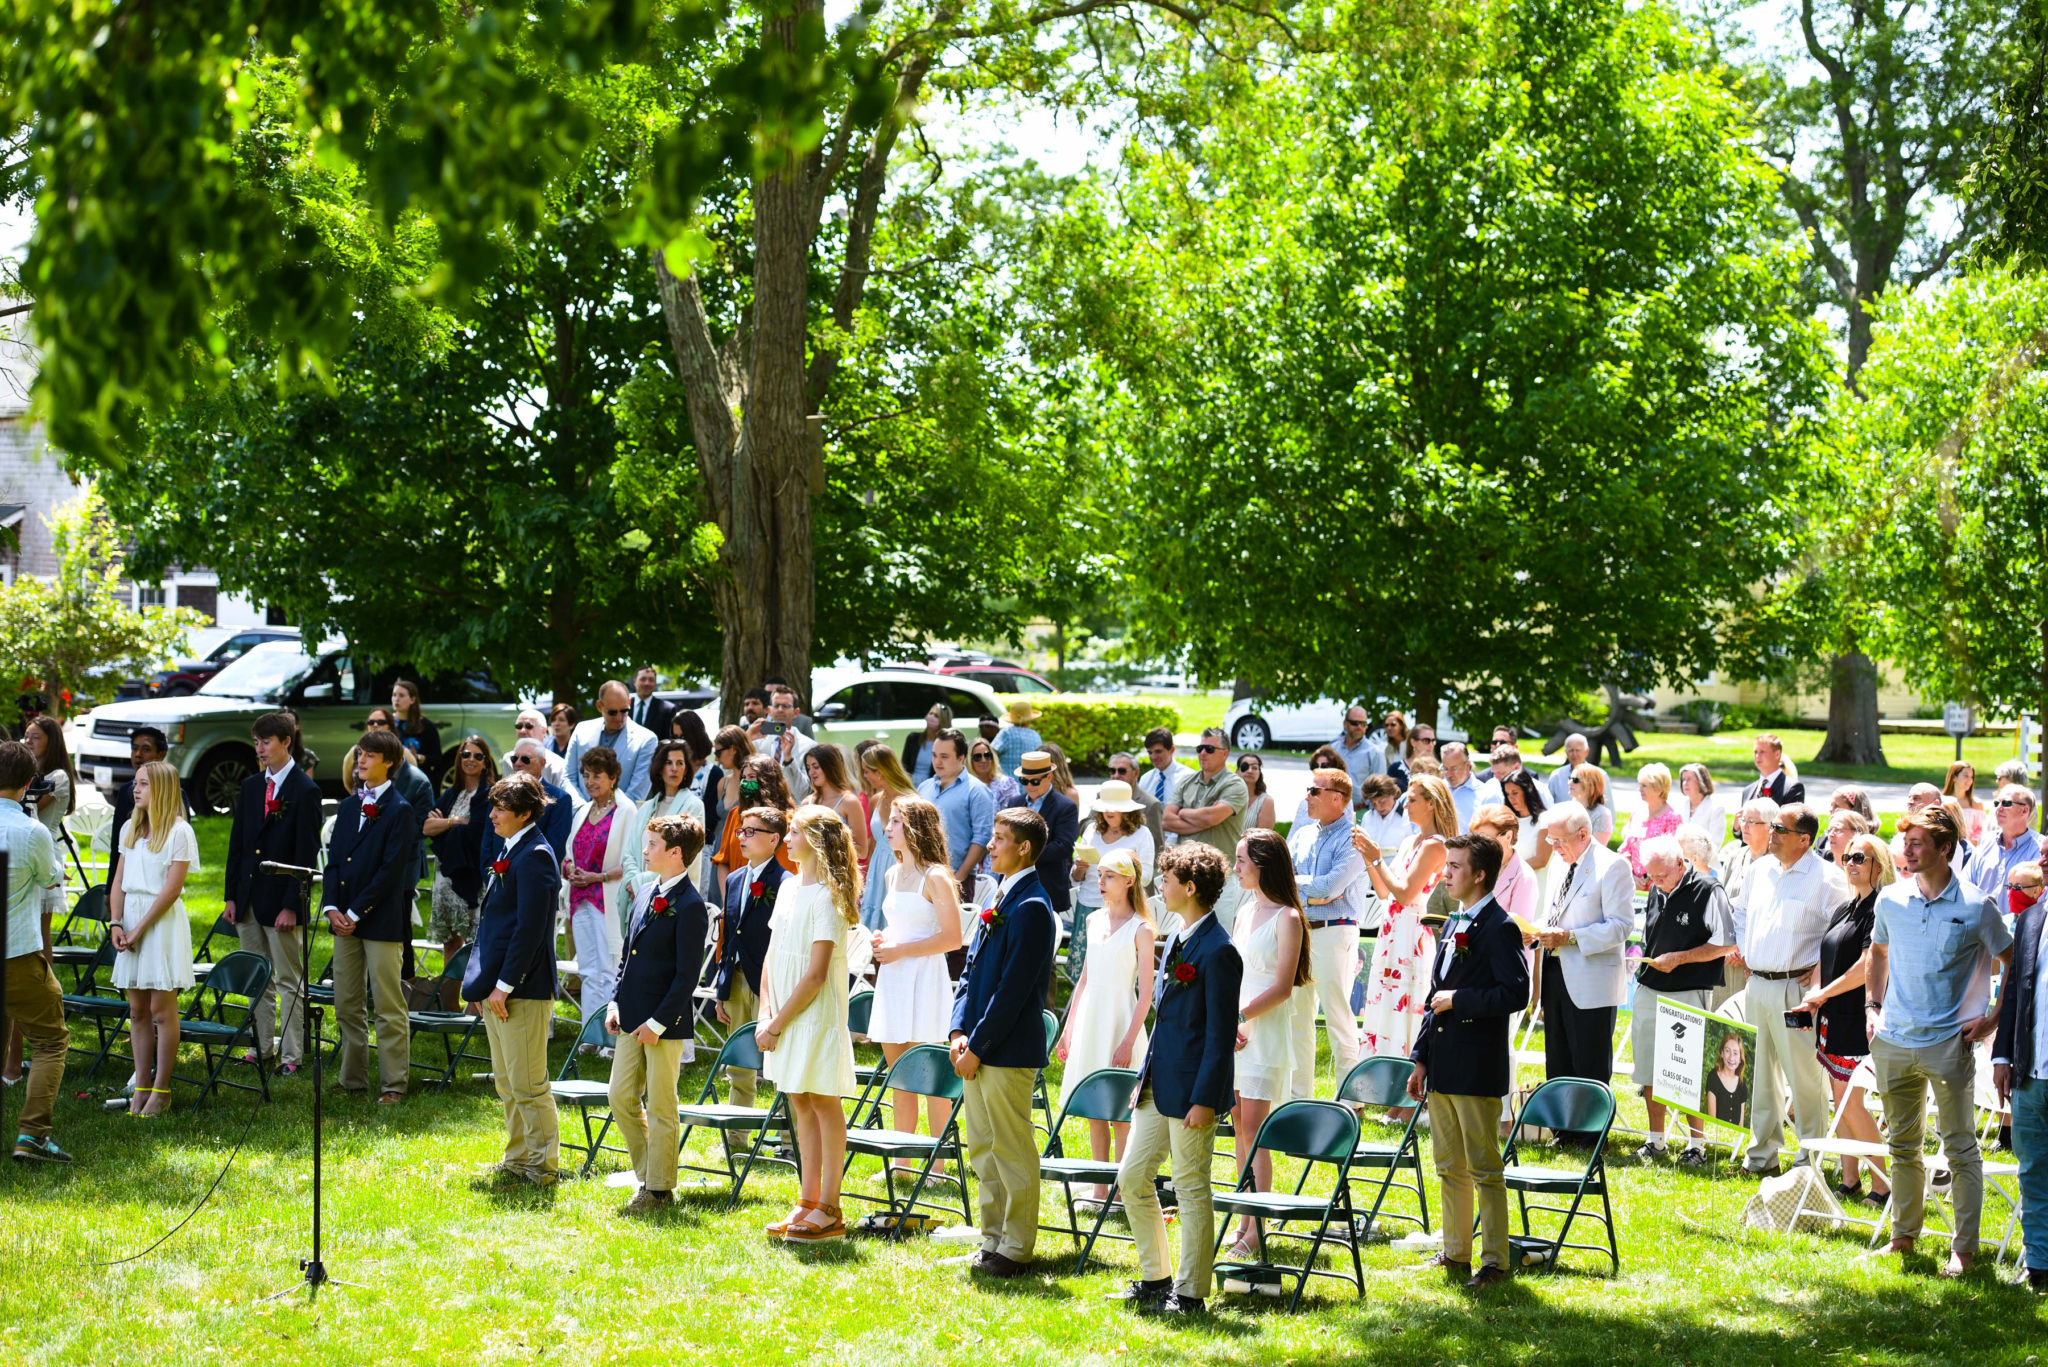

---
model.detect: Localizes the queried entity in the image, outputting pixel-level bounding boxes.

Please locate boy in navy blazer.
[1113,842,1243,1316]
[223,711,322,1073]
[1408,834,1531,1289]
[948,809,1058,1277]
[607,813,710,1215]
[714,807,788,1106]
[320,729,421,1103]
[463,772,565,1185]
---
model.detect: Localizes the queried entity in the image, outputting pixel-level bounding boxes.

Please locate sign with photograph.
[1650,998,1757,1131]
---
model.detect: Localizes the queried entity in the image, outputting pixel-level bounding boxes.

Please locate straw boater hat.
[1091,778,1143,813]
[1004,697,1043,723]
[1017,751,1054,781]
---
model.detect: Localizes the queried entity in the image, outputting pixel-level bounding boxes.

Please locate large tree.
[1054,0,1827,725]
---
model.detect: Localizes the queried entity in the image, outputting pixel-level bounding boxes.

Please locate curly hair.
[791,803,862,925]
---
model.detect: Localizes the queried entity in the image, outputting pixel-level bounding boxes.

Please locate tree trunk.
[1811,643,1886,765]
[1413,682,1441,739]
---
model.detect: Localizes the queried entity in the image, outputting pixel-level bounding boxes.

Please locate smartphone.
[760,721,788,737]
[1783,1009,1815,1030]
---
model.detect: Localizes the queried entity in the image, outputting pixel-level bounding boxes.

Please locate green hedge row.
[1034,697,1182,769]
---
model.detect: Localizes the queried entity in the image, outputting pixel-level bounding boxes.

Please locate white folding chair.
[1794,1059,1892,1241]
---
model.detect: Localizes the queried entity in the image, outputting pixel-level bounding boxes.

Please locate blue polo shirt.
[1872,872,2011,1049]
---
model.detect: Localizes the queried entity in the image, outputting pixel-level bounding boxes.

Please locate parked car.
[808,670,1005,755]
[117,626,303,699]
[933,663,1056,695]
[73,640,526,815]
[1221,695,1466,752]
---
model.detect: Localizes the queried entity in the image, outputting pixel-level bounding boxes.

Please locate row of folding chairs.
[58,940,277,1106]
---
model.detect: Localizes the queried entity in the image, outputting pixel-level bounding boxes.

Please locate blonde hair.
[791,803,862,925]
[860,744,916,801]
[890,795,951,871]
[1405,775,1458,839]
[1636,762,1672,801]
[124,760,186,854]
[1096,847,1157,930]
[1848,833,1897,890]
[1573,763,1609,809]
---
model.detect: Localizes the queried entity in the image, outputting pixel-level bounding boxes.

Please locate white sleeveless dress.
[1234,899,1296,1102]
[111,819,198,992]
[869,864,953,1044]
[1057,912,1150,1109]
[760,882,856,1097]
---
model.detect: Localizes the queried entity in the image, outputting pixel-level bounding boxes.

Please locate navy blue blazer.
[1411,896,1530,1098]
[717,860,785,999]
[1137,911,1241,1119]
[480,778,573,871]
[223,765,322,926]
[613,874,709,1037]
[950,869,1058,1069]
[319,787,420,943]
[1995,900,2046,1082]
[463,828,562,1002]
[1028,789,1080,914]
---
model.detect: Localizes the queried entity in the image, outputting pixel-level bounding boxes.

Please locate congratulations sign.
[1650,999,1756,1131]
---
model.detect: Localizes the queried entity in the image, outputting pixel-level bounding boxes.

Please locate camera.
[19,772,52,817]
[1783,1009,1814,1031]
[759,721,788,738]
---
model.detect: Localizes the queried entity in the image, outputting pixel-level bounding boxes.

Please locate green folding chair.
[1329,1055,1430,1238]
[175,950,273,1105]
[58,938,131,1076]
[552,1011,625,1178]
[1212,1099,1365,1312]
[407,945,493,1090]
[674,1024,795,1208]
[1031,1008,1060,1138]
[189,913,239,981]
[840,1043,970,1232]
[845,989,887,1124]
[1037,1066,1140,1274]
[50,883,111,987]
[1501,1077,1620,1274]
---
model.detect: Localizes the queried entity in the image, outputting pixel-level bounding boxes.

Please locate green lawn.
[5,819,2042,1365]
[1597,727,2023,790]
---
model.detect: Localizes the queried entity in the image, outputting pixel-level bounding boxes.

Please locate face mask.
[2010,886,2041,916]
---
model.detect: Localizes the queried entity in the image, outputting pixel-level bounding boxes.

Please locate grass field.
[4,819,2042,1365]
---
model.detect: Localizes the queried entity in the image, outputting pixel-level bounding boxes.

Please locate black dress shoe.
[1463,1264,1509,1291]
[1142,1292,1206,1316]
[1110,1277,1172,1304]
[2028,1268,2048,1294]
[976,1251,1033,1278]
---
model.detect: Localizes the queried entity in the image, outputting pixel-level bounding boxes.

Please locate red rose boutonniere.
[1454,931,1471,954]
[749,879,765,899]
[979,905,1005,929]
[651,895,671,917]
[1164,943,1196,988]
[491,859,510,877]
[361,801,380,821]
[1173,962,1197,984]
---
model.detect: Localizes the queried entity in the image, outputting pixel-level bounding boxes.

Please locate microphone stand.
[260,860,362,1302]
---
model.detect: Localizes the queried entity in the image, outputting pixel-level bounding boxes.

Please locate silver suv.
[72,640,526,815]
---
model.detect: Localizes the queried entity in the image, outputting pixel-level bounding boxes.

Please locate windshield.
[199,641,315,701]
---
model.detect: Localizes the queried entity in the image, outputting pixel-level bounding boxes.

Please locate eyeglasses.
[2010,880,2044,892]
[1770,824,1800,836]
[1842,852,1869,867]
[460,751,486,761]
[740,826,776,838]
[1195,744,1221,754]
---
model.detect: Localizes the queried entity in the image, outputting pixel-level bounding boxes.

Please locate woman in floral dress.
[1353,775,1458,1099]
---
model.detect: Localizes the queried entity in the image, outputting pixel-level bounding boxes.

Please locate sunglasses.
[602,707,629,718]
[1842,852,1869,866]
[971,751,994,761]
[1304,785,1333,797]
[1344,719,1366,727]
[1413,734,1435,744]
[460,751,487,761]
[512,754,539,765]
[1770,825,1800,836]
[1997,798,2030,809]
[1110,767,1133,776]
[366,719,392,728]
[1195,744,1221,754]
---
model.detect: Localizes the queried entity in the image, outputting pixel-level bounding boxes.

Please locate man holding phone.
[753,685,816,800]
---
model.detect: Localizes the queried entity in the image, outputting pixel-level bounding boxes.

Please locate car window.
[427,669,510,705]
[287,653,361,705]
[824,681,891,722]
[213,633,263,665]
[962,670,1016,693]
[200,643,316,700]
[1013,675,1056,694]
[946,688,996,721]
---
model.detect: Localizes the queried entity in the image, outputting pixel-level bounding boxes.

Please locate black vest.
[1637,871,1727,992]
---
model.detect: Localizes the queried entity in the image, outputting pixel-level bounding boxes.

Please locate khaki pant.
[1289,924,1361,1099]
[484,997,559,1174]
[723,977,760,1106]
[333,935,409,1094]
[236,920,306,1066]
[1871,1032,1983,1255]
[1711,960,1750,1013]
[1744,974,1829,1170]
[5,953,67,1139]
[610,1032,687,1193]
[1430,1091,1510,1270]
[960,1063,1040,1262]
[1117,1096,1219,1299]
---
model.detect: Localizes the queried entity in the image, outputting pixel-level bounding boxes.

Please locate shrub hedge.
[1032,697,1182,769]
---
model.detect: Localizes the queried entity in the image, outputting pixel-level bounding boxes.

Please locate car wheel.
[193,746,257,817]
[1231,717,1271,752]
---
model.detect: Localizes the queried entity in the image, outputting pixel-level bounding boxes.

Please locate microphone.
[260,860,320,879]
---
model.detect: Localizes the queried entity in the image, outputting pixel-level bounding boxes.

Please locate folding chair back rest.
[847,989,874,1036]
[556,1010,618,1081]
[62,884,112,936]
[432,944,474,993]
[1041,1009,1060,1054]
[884,1043,966,1102]
[1516,1078,1616,1141]
[197,950,273,1005]
[1057,1068,1140,1126]
[1251,1099,1361,1163]
[713,1022,766,1073]
[1337,1056,1416,1112]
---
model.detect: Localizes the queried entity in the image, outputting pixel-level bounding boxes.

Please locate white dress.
[760,881,857,1097]
[36,769,69,917]
[111,819,198,991]
[869,863,953,1044]
[1074,827,1157,908]
[1233,899,1296,1102]
[1058,911,1150,1109]
[1359,835,1442,1060]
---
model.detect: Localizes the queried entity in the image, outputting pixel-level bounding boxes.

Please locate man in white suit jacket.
[1532,801,1635,1143]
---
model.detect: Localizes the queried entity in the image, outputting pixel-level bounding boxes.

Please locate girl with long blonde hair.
[110,761,198,1116]
[758,804,861,1243]
[858,744,918,929]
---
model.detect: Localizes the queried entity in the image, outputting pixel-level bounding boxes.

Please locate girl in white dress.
[1067,783,1155,982]
[1052,847,1155,1200]
[857,746,917,930]
[759,804,861,1244]
[1225,829,1310,1258]
[1354,775,1455,1121]
[110,761,197,1118]
[869,796,964,1158]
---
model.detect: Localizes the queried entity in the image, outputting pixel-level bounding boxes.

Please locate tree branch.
[654,251,742,527]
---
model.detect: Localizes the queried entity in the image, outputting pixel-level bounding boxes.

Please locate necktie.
[1548,858,1578,926]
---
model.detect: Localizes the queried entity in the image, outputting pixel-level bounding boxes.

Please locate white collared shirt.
[356,778,392,831]
[264,757,296,796]
[1739,848,1847,972]
[1153,910,1213,998]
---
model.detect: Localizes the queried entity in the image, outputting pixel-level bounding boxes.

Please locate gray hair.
[1548,800,1591,838]
[1110,751,1137,767]
[1999,783,2038,811]
[1200,726,1228,747]
[1639,834,1686,870]
[512,737,547,760]
[1442,741,1469,763]
[516,707,547,728]
[1676,824,1716,868]
[1996,759,2029,787]
[1565,733,1589,753]
[1740,796,1781,823]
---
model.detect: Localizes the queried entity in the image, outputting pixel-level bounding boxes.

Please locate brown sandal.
[784,1202,846,1244]
[766,1200,817,1237]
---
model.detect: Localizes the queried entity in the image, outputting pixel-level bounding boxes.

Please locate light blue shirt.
[1288,816,1367,925]
[919,771,995,868]
[565,716,659,803]
[1,803,58,960]
[1333,735,1386,807]
[1446,775,1480,834]
[1964,827,2042,900]
[1872,873,2012,1049]
[1545,763,1575,806]
[991,725,1040,777]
